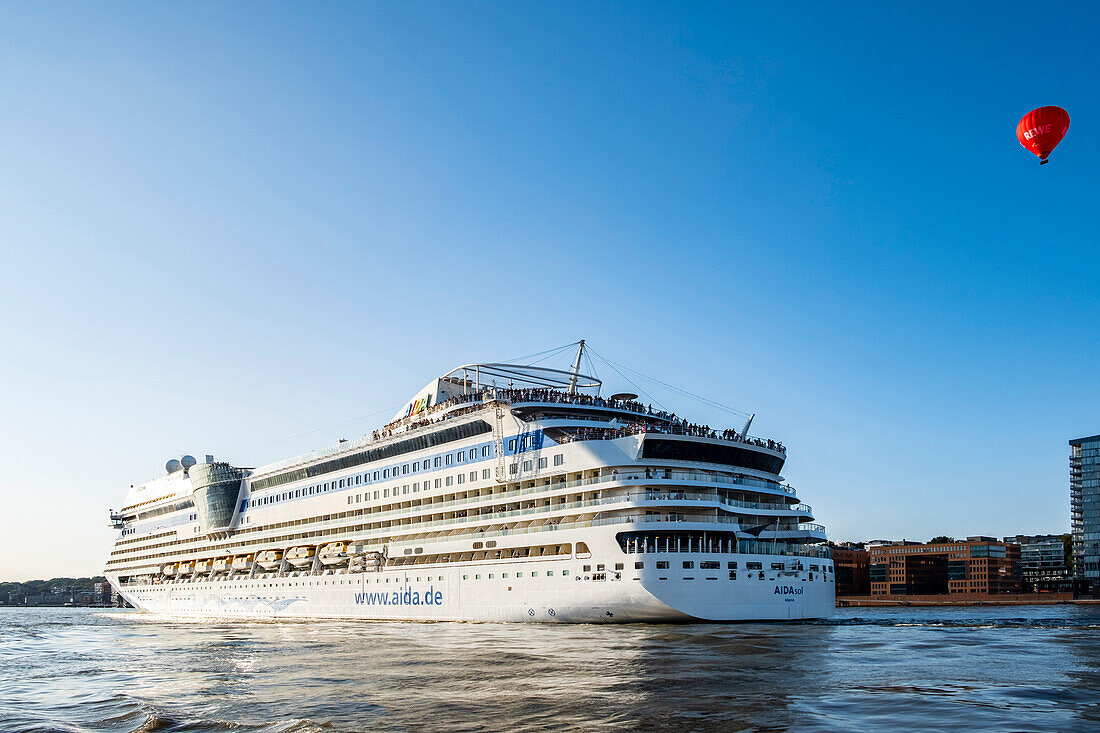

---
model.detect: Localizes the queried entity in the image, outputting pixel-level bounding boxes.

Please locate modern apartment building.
[1005,534,1073,592]
[1071,435,1100,591]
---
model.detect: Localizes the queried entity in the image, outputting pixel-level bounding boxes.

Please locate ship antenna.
[567,340,586,394]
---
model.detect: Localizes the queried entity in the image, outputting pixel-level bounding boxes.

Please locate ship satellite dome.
[166,458,183,474]
[181,455,197,469]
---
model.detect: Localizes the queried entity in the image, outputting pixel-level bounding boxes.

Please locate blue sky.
[1,3,1096,580]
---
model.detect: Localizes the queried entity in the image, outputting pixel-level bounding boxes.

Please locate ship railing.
[234,501,817,556]
[359,476,799,525]
[620,536,832,559]
[556,423,785,453]
[238,488,808,546]
[391,514,830,558]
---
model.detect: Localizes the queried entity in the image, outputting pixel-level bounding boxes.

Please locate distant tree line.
[0,576,107,597]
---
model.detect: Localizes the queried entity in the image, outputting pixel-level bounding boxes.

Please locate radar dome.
[181,455,197,470]
[165,459,183,474]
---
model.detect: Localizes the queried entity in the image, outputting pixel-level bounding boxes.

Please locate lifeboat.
[177,560,194,576]
[256,549,283,571]
[194,558,212,574]
[319,541,349,566]
[232,553,254,572]
[212,556,232,574]
[284,545,316,569]
[162,563,178,577]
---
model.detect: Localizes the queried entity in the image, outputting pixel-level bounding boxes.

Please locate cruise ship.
[105,342,834,622]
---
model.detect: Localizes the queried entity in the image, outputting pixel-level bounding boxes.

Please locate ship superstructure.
[105,343,834,621]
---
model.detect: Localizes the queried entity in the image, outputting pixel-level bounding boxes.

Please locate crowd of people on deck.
[367,383,783,453]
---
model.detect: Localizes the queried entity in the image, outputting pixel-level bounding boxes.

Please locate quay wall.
[837,593,1077,607]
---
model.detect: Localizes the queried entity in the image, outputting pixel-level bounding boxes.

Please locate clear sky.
[1,3,1096,581]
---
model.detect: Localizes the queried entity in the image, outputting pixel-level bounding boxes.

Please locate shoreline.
[837,593,1100,608]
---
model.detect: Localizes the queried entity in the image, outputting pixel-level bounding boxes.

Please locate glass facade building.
[1071,435,1100,586]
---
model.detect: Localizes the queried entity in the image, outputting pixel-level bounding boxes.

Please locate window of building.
[482,446,490,457]
[553,454,564,466]
[683,561,694,569]
[538,457,547,469]
[482,469,490,479]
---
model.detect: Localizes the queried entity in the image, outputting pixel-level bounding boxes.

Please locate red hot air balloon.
[1017,106,1070,164]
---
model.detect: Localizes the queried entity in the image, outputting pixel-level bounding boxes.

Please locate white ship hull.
[109,551,834,623]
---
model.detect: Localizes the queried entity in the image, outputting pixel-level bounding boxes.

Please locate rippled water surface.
[2,606,1099,732]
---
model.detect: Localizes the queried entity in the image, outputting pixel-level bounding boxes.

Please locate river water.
[1,606,1098,732]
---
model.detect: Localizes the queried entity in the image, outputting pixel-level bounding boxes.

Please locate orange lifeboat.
[285,546,316,569]
[256,549,283,571]
[319,541,349,566]
[232,554,254,572]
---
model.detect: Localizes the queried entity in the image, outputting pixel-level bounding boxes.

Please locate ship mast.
[567,339,586,394]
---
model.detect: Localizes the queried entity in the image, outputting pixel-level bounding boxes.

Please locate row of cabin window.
[463,570,571,580]
[249,451,566,509]
[248,448,491,507]
[344,469,493,504]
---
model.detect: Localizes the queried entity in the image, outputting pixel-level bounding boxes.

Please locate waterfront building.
[103,344,834,622]
[832,547,870,596]
[869,537,1021,597]
[1004,534,1073,593]
[1071,435,1100,592]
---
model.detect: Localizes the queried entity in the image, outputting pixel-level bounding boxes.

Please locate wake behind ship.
[105,342,834,622]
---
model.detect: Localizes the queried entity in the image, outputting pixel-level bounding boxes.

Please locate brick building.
[869,537,1021,596]
[832,547,870,596]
